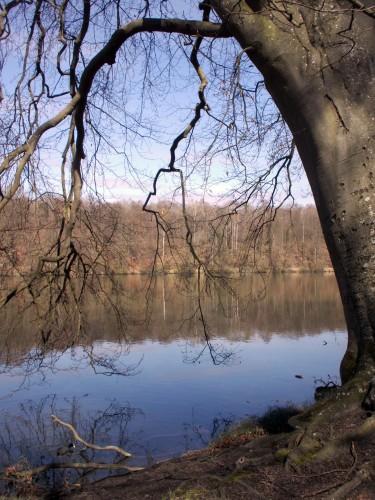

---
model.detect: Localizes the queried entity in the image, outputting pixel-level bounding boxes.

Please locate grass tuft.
[257,404,301,434]
[210,403,303,449]
[209,417,266,450]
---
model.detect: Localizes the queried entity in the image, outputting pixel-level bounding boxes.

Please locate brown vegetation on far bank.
[0,199,331,278]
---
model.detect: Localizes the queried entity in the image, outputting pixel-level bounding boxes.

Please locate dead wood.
[51,414,132,458]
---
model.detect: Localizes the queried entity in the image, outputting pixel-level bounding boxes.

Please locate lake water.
[0,273,346,486]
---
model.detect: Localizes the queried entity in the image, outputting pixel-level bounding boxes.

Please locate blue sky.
[0,1,314,208]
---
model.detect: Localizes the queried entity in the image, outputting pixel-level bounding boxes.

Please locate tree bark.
[213,0,375,382]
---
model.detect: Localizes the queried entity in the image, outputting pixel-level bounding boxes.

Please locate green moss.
[275,448,289,462]
[238,0,279,38]
[294,450,318,465]
[210,403,305,452]
[224,470,250,482]
[166,487,208,499]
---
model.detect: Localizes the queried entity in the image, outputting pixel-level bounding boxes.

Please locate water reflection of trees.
[0,395,142,494]
[110,274,344,342]
[183,412,236,450]
[0,274,345,360]
[0,392,242,494]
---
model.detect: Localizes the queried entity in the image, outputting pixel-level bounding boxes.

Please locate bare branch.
[51,414,132,458]
[347,0,375,18]
[0,14,230,308]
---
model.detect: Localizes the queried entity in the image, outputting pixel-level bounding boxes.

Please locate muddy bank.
[63,399,375,500]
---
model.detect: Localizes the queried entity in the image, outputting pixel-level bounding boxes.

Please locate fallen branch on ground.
[2,461,143,479]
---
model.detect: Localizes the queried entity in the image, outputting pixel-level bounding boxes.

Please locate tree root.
[286,382,375,466]
[284,387,375,499]
[316,414,375,461]
[325,460,375,499]
[298,442,357,497]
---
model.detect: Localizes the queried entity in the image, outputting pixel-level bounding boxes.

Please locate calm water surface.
[0,274,346,484]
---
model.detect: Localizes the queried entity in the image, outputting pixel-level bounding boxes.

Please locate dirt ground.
[63,399,375,500]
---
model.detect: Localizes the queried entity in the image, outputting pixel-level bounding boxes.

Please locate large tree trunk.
[213,0,375,382]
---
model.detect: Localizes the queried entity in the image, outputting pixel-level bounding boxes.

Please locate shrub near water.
[211,404,302,449]
[257,404,302,434]
[209,417,266,450]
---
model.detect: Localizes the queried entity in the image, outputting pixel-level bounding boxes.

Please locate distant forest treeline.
[0,197,332,276]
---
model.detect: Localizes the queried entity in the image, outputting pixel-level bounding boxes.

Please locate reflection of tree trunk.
[163,276,166,322]
[233,294,239,324]
[162,232,165,270]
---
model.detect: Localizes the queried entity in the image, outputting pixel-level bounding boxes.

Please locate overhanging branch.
[0,14,231,308]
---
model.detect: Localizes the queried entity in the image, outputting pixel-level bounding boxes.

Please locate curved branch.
[0,0,25,39]
[0,17,229,211]
[0,15,231,307]
[51,414,132,458]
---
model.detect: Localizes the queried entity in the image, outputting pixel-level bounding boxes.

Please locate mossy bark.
[213,0,375,382]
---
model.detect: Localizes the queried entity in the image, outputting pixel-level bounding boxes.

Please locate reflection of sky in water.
[0,328,346,469]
